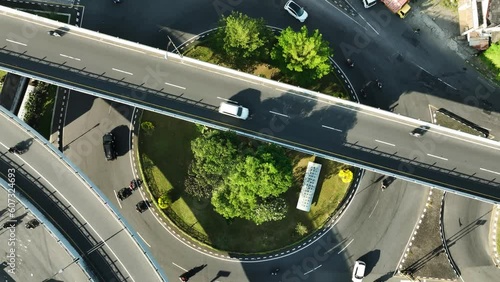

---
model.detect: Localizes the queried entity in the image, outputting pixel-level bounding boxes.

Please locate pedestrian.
[375,79,382,89]
[413,28,420,34]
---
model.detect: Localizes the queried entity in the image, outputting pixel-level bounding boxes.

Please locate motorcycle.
[9,146,26,155]
[346,58,354,68]
[25,219,40,229]
[48,30,61,37]
[129,179,143,190]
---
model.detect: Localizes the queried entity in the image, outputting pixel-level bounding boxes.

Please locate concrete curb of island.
[490,205,500,267]
[397,188,433,274]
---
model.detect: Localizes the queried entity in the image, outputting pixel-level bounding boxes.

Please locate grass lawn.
[481,42,500,81]
[435,111,484,136]
[139,112,352,253]
[0,70,6,93]
[183,36,347,99]
[35,85,57,139]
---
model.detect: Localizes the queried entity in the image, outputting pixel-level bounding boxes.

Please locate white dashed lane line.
[112,68,133,75]
[269,111,289,118]
[480,167,500,176]
[338,238,354,254]
[60,53,81,61]
[6,39,27,46]
[322,125,343,132]
[303,264,322,275]
[375,139,395,146]
[426,153,448,161]
[164,82,186,89]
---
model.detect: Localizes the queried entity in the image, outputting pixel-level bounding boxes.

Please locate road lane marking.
[269,111,289,118]
[322,125,343,132]
[338,238,354,254]
[112,68,133,75]
[437,78,458,90]
[113,190,122,208]
[59,53,81,61]
[325,240,348,254]
[368,200,379,218]
[480,168,500,176]
[172,262,188,271]
[0,142,136,280]
[426,154,448,161]
[6,39,27,46]
[375,140,395,146]
[303,264,322,275]
[137,232,151,247]
[164,82,186,90]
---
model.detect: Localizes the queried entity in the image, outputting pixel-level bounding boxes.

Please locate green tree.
[271,26,332,84]
[140,121,155,136]
[184,131,239,199]
[215,11,272,63]
[211,144,293,225]
[23,82,50,127]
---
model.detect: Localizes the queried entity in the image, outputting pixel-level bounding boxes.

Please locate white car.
[363,0,377,8]
[352,260,366,282]
[218,102,249,120]
[284,0,308,22]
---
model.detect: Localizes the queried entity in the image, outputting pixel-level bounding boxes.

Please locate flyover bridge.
[1,7,500,204]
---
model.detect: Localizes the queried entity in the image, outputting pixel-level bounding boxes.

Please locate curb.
[491,205,500,266]
[397,188,433,273]
[129,111,364,261]
[439,192,461,278]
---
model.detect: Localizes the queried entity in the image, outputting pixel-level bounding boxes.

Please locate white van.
[218,102,249,120]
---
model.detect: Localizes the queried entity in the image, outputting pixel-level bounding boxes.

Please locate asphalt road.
[81,0,500,135]
[59,90,430,281]
[0,109,164,281]
[0,181,89,281]
[443,193,500,281]
[0,11,499,203]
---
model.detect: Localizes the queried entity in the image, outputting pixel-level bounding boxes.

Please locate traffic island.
[398,189,458,281]
[137,112,354,254]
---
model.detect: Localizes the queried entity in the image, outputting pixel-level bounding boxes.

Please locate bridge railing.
[0,177,97,281]
[0,106,169,281]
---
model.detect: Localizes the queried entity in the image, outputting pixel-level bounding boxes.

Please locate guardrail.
[1,5,498,149]
[1,5,499,206]
[0,106,169,281]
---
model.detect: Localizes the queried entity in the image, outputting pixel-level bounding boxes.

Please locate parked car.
[136,200,150,213]
[117,187,132,201]
[352,260,366,282]
[218,102,249,120]
[103,132,117,160]
[284,0,308,22]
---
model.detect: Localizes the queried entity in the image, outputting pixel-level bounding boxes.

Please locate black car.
[103,133,117,160]
[117,187,132,201]
[381,176,396,190]
[136,200,150,213]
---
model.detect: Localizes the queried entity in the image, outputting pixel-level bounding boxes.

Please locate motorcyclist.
[48,30,61,37]
[346,58,354,68]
